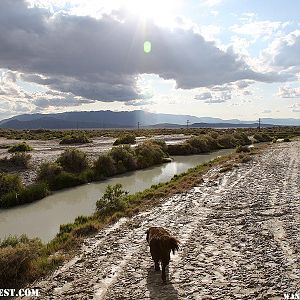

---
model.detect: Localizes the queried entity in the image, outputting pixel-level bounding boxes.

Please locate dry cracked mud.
[20,141,300,299]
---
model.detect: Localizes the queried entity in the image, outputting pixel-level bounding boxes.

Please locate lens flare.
[144,41,152,53]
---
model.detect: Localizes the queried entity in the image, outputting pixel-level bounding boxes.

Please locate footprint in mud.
[146,266,179,300]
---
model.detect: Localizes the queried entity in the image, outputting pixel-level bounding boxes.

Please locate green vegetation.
[0,182,50,208]
[57,148,89,173]
[37,162,63,181]
[0,153,31,170]
[93,154,116,178]
[96,184,129,217]
[0,173,23,196]
[253,133,273,143]
[59,134,91,145]
[113,133,136,145]
[0,126,299,142]
[0,235,43,288]
[167,132,251,155]
[8,142,33,153]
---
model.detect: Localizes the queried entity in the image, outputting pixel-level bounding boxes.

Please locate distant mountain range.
[0,110,299,129]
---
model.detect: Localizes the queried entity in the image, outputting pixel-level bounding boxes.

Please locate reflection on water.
[0,149,232,242]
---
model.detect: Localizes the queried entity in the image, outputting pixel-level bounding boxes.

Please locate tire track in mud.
[20,141,300,299]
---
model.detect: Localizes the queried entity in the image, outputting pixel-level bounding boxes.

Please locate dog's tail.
[168,237,180,254]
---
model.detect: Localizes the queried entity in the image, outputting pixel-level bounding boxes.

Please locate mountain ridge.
[0,110,299,129]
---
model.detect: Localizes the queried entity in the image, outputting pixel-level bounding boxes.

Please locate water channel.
[0,149,232,242]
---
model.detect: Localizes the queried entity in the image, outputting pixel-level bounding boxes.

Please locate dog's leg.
[154,260,160,271]
[161,263,167,283]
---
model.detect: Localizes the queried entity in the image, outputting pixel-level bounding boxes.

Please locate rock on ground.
[20,141,300,299]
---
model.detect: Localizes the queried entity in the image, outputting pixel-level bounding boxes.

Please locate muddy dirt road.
[22,141,300,299]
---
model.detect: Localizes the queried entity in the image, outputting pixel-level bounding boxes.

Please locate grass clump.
[59,134,91,145]
[0,235,43,288]
[8,142,33,153]
[57,148,89,173]
[113,134,136,145]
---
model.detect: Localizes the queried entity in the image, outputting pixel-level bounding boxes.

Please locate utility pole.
[137,122,140,129]
[186,119,190,129]
[258,118,261,130]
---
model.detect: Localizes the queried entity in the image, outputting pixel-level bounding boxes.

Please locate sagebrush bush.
[93,154,116,178]
[253,133,272,143]
[110,146,137,173]
[9,152,31,168]
[0,182,50,208]
[217,134,238,148]
[59,134,91,145]
[96,184,128,216]
[47,171,84,190]
[57,149,89,173]
[8,142,33,153]
[0,173,23,196]
[37,162,63,181]
[167,142,195,155]
[0,235,43,288]
[135,141,166,168]
[113,134,136,145]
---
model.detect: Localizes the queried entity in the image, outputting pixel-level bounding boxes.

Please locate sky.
[0,0,300,121]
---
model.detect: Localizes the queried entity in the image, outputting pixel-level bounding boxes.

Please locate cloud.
[242,90,252,96]
[195,91,230,103]
[0,0,294,105]
[231,21,287,39]
[277,86,300,98]
[124,99,155,106]
[270,30,300,69]
[194,92,212,100]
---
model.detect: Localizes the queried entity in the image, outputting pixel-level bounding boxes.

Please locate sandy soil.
[0,134,189,185]
[19,141,300,299]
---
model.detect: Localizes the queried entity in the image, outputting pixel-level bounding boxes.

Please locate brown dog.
[146,227,180,282]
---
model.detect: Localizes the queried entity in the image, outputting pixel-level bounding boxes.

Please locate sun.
[123,0,181,26]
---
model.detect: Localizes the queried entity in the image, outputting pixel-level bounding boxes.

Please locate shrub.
[47,172,84,190]
[0,182,50,208]
[8,142,33,153]
[59,134,91,145]
[233,132,251,146]
[187,136,210,153]
[93,154,116,178]
[135,141,166,168]
[150,139,168,153]
[0,235,42,288]
[167,142,194,155]
[217,134,237,148]
[37,162,63,181]
[0,173,23,196]
[9,153,31,168]
[57,149,89,173]
[96,184,128,216]
[113,134,136,145]
[253,133,272,143]
[236,145,250,153]
[110,146,137,173]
